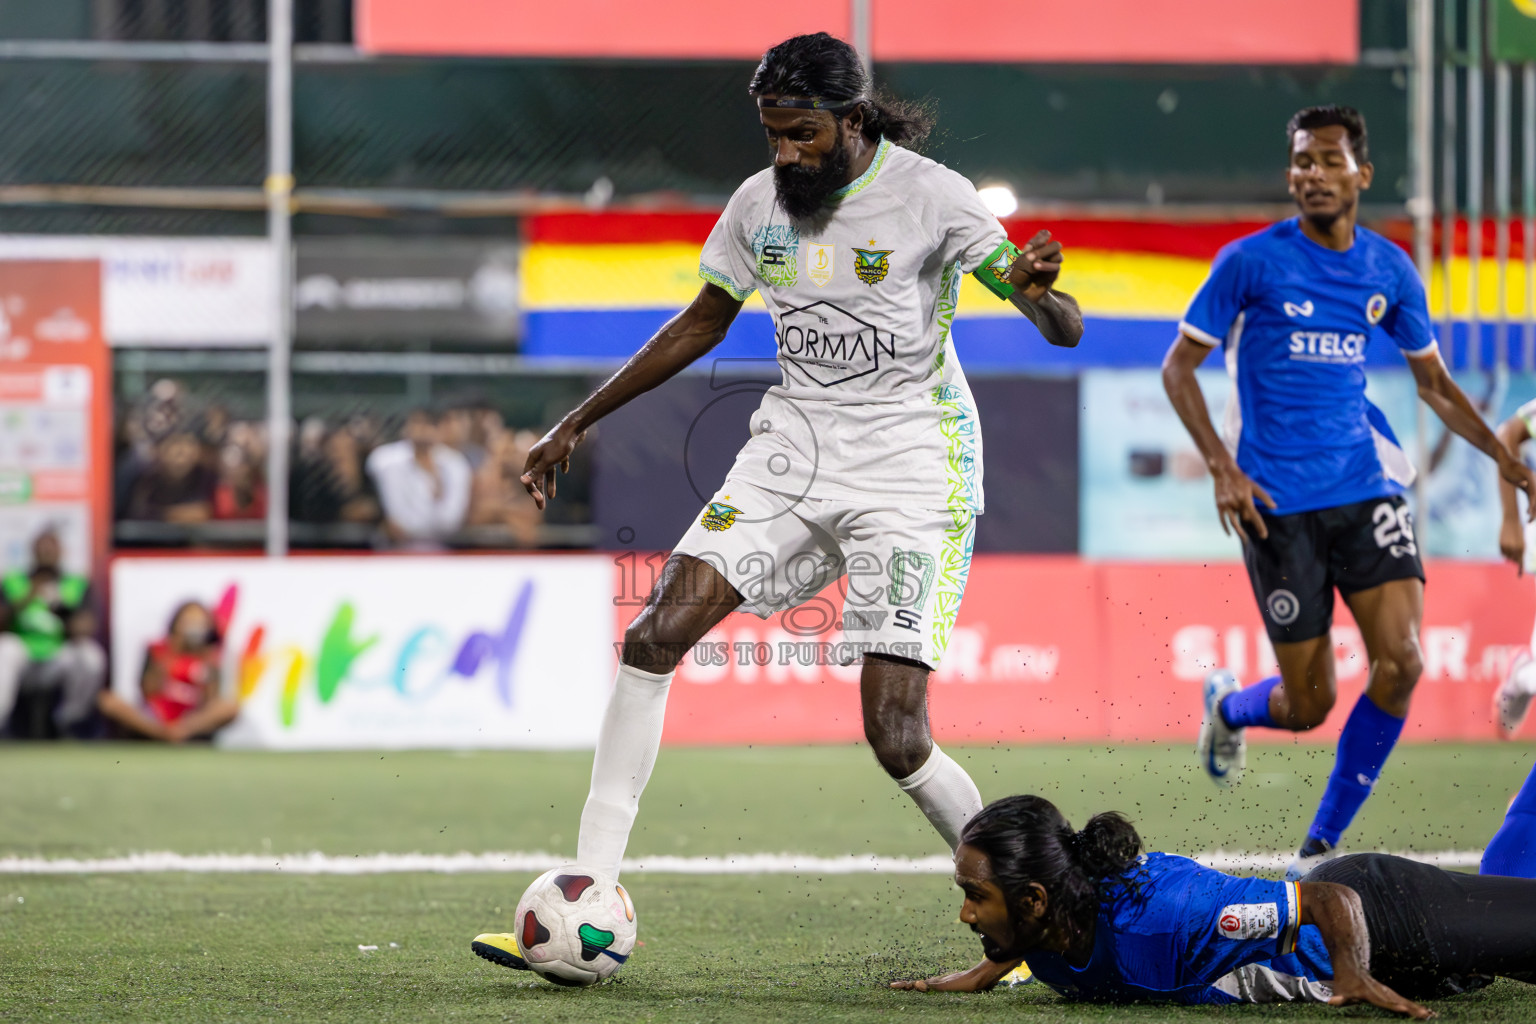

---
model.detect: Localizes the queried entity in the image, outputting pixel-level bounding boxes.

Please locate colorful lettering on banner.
[111,556,613,750]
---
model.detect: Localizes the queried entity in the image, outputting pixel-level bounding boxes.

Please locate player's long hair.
[748,33,934,149]
[961,795,1143,943]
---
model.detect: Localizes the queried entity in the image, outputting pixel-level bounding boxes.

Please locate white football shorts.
[673,470,975,668]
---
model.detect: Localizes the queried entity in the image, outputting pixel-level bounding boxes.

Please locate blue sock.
[1306,695,1405,847]
[1219,676,1281,729]
[1482,759,1536,877]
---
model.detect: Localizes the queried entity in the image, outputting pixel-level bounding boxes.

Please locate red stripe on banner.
[359,0,1355,64]
[525,212,724,246]
[358,0,849,58]
[871,0,1358,64]
[614,556,1536,746]
[523,213,1433,261]
[1001,219,1275,261]
[527,212,1277,258]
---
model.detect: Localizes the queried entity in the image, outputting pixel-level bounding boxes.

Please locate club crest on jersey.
[752,225,800,287]
[700,502,742,532]
[851,247,893,285]
[1366,293,1388,325]
[807,242,835,287]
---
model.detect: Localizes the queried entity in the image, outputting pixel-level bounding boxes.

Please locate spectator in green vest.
[0,528,104,738]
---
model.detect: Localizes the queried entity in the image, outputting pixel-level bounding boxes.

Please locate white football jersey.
[698,137,1012,512]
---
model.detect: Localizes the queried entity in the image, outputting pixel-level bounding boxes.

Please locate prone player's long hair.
[961,795,1144,942]
[748,33,934,149]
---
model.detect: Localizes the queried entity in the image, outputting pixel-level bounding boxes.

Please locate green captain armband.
[973,240,1020,300]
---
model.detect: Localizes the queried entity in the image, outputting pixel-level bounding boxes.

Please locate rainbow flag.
[519,212,1536,370]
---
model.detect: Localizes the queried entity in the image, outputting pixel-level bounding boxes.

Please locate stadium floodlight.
[977,184,1018,219]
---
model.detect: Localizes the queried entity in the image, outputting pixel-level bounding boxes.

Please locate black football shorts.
[1242,495,1425,645]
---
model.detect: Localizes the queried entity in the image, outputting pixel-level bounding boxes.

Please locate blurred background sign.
[0,260,108,573]
[295,239,519,343]
[111,555,613,749]
[0,238,271,347]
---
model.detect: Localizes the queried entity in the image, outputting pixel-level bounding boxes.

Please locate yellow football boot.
[1001,961,1036,987]
[471,932,529,971]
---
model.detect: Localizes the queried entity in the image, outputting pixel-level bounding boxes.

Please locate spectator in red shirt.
[99,601,239,742]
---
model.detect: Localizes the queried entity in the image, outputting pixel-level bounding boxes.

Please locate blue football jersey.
[1027,853,1334,1006]
[1180,219,1437,516]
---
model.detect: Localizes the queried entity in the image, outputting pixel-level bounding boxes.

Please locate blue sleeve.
[1174,868,1304,985]
[1380,258,1437,357]
[1180,244,1251,347]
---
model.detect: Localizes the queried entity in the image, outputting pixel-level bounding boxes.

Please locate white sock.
[897,744,984,852]
[576,663,674,878]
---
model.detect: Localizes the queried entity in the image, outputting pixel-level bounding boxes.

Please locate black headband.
[757,95,866,115]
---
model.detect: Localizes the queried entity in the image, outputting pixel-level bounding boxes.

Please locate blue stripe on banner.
[520,311,1535,372]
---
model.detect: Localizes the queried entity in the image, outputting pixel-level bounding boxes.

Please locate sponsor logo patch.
[1266,589,1300,626]
[807,242,834,287]
[1282,300,1314,317]
[1217,902,1280,940]
[752,225,800,287]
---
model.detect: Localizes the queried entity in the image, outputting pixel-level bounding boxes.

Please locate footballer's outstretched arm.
[1005,229,1083,348]
[1408,349,1536,523]
[520,283,744,508]
[1497,413,1533,569]
[1297,882,1432,1019]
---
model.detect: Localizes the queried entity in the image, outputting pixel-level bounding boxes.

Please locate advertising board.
[111,556,614,749]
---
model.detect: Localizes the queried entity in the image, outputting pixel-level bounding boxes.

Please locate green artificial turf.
[2,742,1535,1022]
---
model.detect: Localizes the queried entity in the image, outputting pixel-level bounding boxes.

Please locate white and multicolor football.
[514,865,637,986]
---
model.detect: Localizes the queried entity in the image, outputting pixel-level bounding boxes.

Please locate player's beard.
[773,135,852,220]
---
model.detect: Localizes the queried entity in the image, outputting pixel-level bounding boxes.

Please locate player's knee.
[620,613,687,674]
[1283,688,1334,731]
[1377,637,1424,695]
[862,710,929,779]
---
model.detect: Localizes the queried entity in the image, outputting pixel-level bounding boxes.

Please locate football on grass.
[515,865,637,986]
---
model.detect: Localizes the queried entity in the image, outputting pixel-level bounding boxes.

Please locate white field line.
[0,849,1487,875]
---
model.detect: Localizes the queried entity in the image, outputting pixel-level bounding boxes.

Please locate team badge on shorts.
[1366,293,1388,325]
[1266,589,1301,626]
[700,502,742,532]
[851,246,893,285]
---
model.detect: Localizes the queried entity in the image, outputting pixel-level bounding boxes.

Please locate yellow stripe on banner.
[524,243,1209,318]
[957,250,1209,319]
[522,242,762,312]
[523,243,1536,322]
[1430,257,1535,318]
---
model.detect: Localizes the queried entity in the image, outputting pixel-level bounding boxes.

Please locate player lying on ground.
[1163,104,1536,879]
[475,31,1081,972]
[894,794,1536,1016]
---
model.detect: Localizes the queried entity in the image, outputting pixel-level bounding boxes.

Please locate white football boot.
[1284,839,1337,882]
[1496,650,1536,738]
[1196,669,1246,787]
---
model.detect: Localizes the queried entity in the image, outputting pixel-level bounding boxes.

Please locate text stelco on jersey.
[1289,330,1367,361]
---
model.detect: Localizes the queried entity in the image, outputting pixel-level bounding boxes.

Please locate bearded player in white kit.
[471,32,1082,971]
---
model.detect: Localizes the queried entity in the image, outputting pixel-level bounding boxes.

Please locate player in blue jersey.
[894,794,1536,1015]
[1161,105,1536,879]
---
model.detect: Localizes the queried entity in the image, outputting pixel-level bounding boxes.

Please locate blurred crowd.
[115,379,546,548]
